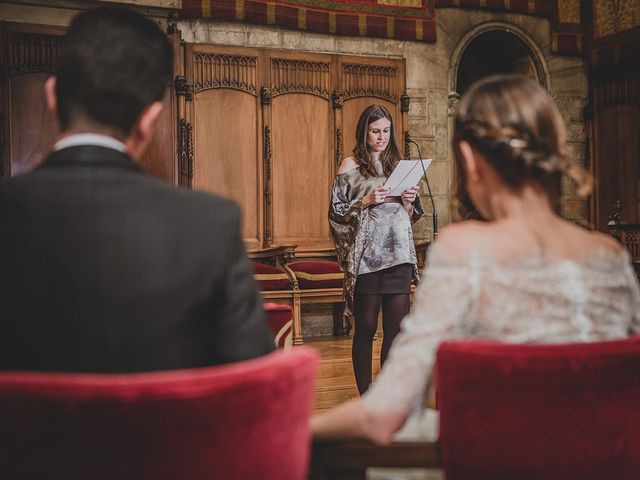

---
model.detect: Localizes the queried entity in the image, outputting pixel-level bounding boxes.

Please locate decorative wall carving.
[448,91,460,116]
[342,64,399,103]
[178,119,193,185]
[270,59,330,98]
[264,125,272,244]
[264,126,272,181]
[192,53,257,95]
[7,32,60,76]
[332,90,345,109]
[175,75,193,101]
[400,94,410,113]
[260,86,272,105]
[336,128,343,166]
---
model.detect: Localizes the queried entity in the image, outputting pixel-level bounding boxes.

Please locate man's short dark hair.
[56,7,172,136]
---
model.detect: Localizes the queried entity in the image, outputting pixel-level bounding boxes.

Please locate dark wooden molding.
[175,75,193,101]
[178,118,193,186]
[311,439,441,480]
[264,125,272,245]
[264,126,272,181]
[336,128,343,166]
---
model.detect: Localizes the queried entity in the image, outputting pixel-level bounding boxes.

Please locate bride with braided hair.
[312,74,640,443]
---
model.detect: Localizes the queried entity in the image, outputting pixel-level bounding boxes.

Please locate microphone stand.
[405,132,438,239]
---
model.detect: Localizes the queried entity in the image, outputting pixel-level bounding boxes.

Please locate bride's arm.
[311,232,474,443]
[310,398,407,445]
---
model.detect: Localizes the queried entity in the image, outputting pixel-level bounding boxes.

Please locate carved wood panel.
[192,89,261,246]
[271,93,332,247]
[341,63,399,103]
[186,46,263,248]
[192,52,257,95]
[182,45,406,251]
[271,58,331,99]
[2,29,61,177]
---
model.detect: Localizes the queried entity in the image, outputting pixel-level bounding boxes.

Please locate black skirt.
[354,263,413,295]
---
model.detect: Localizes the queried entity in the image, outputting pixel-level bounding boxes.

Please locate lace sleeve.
[362,242,476,415]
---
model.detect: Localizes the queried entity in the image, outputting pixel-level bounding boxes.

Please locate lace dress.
[363,242,640,416]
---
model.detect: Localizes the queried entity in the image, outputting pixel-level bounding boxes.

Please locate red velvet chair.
[264,302,294,349]
[313,337,640,479]
[436,337,640,480]
[0,348,319,480]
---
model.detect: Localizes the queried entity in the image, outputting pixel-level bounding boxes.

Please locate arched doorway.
[449,26,549,220]
[456,30,541,94]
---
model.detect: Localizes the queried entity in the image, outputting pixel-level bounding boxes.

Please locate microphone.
[404,132,438,239]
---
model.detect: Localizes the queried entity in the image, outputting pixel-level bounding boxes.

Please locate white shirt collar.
[53,133,127,153]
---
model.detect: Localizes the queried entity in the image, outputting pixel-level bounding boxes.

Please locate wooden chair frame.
[250,241,431,345]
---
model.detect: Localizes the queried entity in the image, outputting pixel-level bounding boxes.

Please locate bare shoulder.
[434,221,493,257]
[337,156,358,175]
[578,227,624,254]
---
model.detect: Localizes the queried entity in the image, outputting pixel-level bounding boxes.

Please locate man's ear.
[125,101,163,160]
[459,140,481,182]
[44,76,58,118]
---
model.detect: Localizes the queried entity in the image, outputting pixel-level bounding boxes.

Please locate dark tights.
[352,293,410,394]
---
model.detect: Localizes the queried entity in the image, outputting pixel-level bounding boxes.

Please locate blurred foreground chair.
[0,348,319,480]
[313,337,640,480]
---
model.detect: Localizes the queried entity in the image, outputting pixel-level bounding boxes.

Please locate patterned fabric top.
[363,242,640,416]
[329,161,422,315]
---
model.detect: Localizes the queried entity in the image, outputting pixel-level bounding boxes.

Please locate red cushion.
[436,338,640,480]
[0,349,319,480]
[252,263,290,291]
[264,303,293,350]
[289,260,344,289]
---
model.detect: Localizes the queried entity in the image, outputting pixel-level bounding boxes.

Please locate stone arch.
[447,21,551,220]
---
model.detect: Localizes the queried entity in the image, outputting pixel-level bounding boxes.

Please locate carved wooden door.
[180,44,407,252]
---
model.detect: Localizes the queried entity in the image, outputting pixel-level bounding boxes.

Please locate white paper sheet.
[384,159,433,196]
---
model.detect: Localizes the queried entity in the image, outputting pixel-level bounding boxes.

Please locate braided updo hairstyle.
[453,74,591,215]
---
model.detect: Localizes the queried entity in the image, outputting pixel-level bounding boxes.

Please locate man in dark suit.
[0,7,274,372]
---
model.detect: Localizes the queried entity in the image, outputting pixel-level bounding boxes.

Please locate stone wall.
[178,7,588,240]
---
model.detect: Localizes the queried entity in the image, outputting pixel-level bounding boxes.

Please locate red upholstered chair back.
[0,348,319,480]
[264,302,294,349]
[436,337,640,480]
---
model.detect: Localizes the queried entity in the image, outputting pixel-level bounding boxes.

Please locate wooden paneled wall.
[1,22,408,254]
[0,22,178,183]
[178,44,407,252]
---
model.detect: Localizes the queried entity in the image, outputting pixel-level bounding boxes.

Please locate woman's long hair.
[353,104,403,178]
[453,74,592,215]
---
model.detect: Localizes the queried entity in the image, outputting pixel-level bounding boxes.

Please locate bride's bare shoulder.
[574,225,624,254]
[434,221,495,258]
[337,157,358,175]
